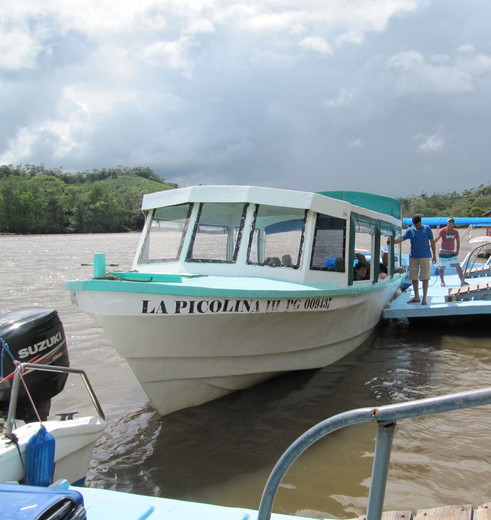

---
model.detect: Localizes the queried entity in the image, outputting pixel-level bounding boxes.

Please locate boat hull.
[0,417,106,485]
[70,280,400,415]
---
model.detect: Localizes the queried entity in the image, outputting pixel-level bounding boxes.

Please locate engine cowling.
[0,307,70,422]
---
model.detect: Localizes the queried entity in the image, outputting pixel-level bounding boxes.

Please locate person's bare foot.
[440,282,446,286]
[407,298,420,303]
[421,300,427,305]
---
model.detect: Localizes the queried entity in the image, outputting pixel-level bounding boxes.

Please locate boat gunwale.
[65,273,404,298]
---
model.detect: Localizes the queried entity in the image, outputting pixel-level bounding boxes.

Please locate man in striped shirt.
[434,217,467,287]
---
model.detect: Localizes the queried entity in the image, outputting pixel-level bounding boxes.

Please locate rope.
[0,349,42,481]
[4,432,27,477]
[13,361,43,424]
[0,336,16,380]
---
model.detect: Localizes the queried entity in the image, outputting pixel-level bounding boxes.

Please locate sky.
[1,0,490,198]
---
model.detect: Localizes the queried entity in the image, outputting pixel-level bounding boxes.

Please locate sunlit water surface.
[1,233,490,519]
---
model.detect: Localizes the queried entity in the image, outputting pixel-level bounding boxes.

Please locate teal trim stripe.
[65,276,402,299]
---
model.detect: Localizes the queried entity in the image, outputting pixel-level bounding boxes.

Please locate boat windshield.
[139,204,192,263]
[187,203,248,263]
[247,205,306,268]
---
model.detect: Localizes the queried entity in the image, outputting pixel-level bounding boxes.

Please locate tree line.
[400,184,491,219]
[0,164,489,234]
[0,165,175,234]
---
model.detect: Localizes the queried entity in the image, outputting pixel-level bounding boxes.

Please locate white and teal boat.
[65,186,405,416]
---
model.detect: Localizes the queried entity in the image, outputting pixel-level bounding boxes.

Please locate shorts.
[408,257,431,281]
[438,254,459,269]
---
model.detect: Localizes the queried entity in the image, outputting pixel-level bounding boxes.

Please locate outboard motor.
[0,308,70,422]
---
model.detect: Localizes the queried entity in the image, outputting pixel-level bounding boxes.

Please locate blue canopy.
[403,217,491,227]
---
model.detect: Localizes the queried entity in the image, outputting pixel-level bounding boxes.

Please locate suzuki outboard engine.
[0,308,70,422]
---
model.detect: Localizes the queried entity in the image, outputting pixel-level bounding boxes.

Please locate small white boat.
[66,186,405,416]
[1,399,105,487]
[469,235,491,256]
[0,308,106,486]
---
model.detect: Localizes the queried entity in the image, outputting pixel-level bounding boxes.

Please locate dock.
[383,271,491,320]
[366,503,491,520]
[467,265,491,278]
[446,282,491,301]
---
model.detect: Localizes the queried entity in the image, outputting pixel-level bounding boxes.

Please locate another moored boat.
[66,186,405,415]
[0,308,106,486]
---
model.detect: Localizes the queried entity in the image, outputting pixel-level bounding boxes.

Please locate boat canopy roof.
[142,186,401,224]
[402,217,491,227]
[319,191,401,219]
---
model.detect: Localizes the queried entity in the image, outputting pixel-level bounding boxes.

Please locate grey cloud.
[1,0,490,198]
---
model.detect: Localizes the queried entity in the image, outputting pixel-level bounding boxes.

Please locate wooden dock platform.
[466,265,491,278]
[357,503,491,520]
[446,282,491,301]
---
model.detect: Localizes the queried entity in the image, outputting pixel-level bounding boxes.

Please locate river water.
[1,233,490,519]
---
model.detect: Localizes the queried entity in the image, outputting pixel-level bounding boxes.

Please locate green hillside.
[0,165,175,233]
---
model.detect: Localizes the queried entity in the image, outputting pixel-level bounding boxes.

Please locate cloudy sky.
[1,0,490,197]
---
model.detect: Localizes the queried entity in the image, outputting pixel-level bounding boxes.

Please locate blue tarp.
[1,483,85,519]
[402,217,491,227]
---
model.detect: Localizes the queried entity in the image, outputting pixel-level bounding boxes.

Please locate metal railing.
[257,386,491,520]
[5,362,105,436]
[461,241,491,279]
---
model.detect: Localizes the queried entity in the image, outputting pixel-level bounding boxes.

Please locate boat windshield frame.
[246,205,308,269]
[137,203,193,264]
[185,202,249,264]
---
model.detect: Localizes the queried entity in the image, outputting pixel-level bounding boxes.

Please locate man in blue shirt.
[392,215,436,305]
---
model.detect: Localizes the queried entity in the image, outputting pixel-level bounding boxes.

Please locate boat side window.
[352,215,376,282]
[187,203,248,263]
[379,223,401,278]
[310,214,346,271]
[247,205,306,268]
[140,204,192,263]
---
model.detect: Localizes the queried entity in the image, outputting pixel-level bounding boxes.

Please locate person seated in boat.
[265,256,281,267]
[379,252,405,279]
[354,252,370,270]
[281,254,293,267]
[354,259,370,280]
[323,256,344,271]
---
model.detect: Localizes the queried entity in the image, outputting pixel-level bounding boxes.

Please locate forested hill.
[0,165,176,234]
[0,164,489,233]
[400,184,491,219]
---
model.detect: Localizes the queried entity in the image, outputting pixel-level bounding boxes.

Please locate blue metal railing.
[462,241,491,277]
[257,386,491,520]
